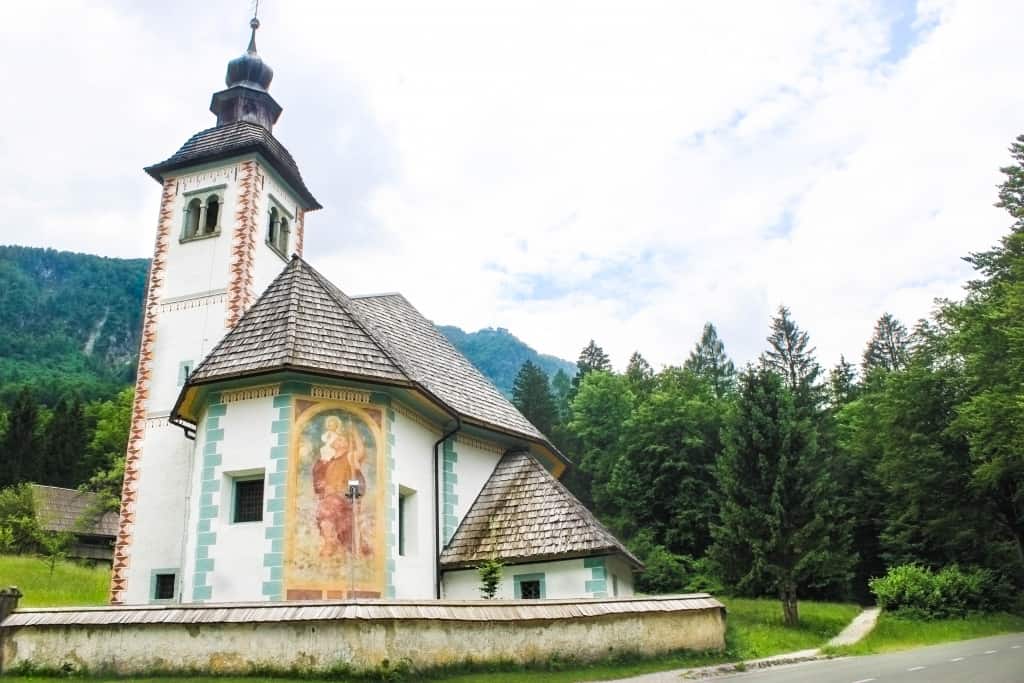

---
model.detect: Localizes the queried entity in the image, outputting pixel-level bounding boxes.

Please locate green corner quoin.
[262,390,295,600]
[584,556,608,597]
[191,393,225,602]
[443,439,459,543]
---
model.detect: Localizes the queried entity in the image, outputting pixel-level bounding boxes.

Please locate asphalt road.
[714,633,1024,682]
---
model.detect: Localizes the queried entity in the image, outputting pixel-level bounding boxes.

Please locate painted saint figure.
[312,416,370,557]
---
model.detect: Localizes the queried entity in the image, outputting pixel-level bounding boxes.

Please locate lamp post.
[345,479,362,598]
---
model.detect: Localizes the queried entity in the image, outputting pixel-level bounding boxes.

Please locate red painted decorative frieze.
[294,207,305,257]
[110,178,175,605]
[226,160,262,327]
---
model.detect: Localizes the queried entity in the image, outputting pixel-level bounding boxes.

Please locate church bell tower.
[111,17,320,605]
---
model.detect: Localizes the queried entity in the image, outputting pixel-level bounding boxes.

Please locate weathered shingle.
[187,258,410,385]
[31,485,118,538]
[439,452,642,569]
[145,121,320,210]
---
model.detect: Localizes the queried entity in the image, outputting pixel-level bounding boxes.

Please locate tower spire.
[209,8,282,131]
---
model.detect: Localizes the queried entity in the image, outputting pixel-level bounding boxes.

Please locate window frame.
[398,486,416,557]
[180,184,227,243]
[265,194,294,260]
[514,572,546,600]
[150,568,179,603]
[230,474,266,524]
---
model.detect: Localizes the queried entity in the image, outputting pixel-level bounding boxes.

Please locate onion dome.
[225,18,274,91]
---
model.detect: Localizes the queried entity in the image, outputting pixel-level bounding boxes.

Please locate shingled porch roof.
[440,451,643,570]
[174,257,564,466]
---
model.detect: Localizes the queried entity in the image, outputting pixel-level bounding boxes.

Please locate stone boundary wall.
[0,595,725,675]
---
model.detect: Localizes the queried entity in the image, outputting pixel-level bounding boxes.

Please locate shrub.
[870,564,1011,618]
[0,484,41,553]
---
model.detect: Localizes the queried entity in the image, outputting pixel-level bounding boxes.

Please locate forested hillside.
[438,325,576,395]
[0,246,148,404]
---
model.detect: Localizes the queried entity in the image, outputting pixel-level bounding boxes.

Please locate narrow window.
[612,573,619,597]
[154,573,176,600]
[177,361,193,386]
[398,487,416,557]
[204,195,220,234]
[278,217,290,254]
[267,206,279,245]
[233,478,264,523]
[183,198,201,238]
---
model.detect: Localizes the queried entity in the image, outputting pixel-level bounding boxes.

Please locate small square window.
[154,573,176,600]
[519,580,541,599]
[234,478,264,523]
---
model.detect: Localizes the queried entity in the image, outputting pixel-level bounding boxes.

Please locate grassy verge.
[823,611,1024,656]
[0,554,109,607]
[1,596,860,682]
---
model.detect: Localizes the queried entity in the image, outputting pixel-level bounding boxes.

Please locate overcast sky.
[1,0,1021,371]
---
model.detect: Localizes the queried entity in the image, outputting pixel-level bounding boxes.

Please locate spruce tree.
[550,369,572,421]
[511,361,558,437]
[571,340,612,392]
[42,397,87,487]
[862,313,911,374]
[763,306,823,410]
[827,355,859,407]
[711,367,853,625]
[625,351,655,396]
[0,387,40,486]
[684,322,736,398]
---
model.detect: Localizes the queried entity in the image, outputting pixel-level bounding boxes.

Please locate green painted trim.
[442,439,459,544]
[190,395,225,602]
[261,393,291,600]
[584,556,608,597]
[177,360,194,387]
[514,572,546,599]
[149,568,180,604]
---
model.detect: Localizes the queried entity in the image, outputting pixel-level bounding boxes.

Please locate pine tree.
[862,313,911,374]
[42,397,88,487]
[684,322,736,398]
[625,351,655,396]
[511,361,558,437]
[0,387,40,486]
[711,367,853,625]
[763,306,823,409]
[550,369,572,421]
[828,355,859,407]
[571,340,612,392]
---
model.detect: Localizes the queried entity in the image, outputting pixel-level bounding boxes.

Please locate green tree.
[571,340,612,392]
[610,368,723,558]
[711,367,853,625]
[511,361,558,437]
[80,388,133,512]
[41,397,87,487]
[568,371,634,518]
[763,306,822,408]
[862,313,911,374]
[625,351,655,396]
[477,557,504,599]
[827,355,859,408]
[942,134,1024,570]
[550,369,572,421]
[684,322,736,398]
[0,387,41,486]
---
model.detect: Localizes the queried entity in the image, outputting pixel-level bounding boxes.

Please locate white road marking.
[908,666,926,671]
[984,650,998,654]
[1012,645,1021,649]
[950,657,965,662]
[851,678,876,683]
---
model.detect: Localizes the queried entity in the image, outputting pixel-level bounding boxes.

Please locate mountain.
[438,326,576,397]
[0,246,575,403]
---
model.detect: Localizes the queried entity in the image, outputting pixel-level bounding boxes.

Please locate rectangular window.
[612,573,619,597]
[177,361,193,386]
[514,572,546,599]
[151,570,178,602]
[233,478,265,523]
[398,486,416,557]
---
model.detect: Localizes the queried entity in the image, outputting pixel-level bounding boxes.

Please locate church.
[111,18,641,606]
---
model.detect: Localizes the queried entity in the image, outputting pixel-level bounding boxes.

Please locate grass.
[0,579,861,683]
[0,554,110,607]
[824,610,1024,656]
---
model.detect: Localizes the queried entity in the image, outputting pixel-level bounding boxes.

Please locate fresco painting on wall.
[285,400,386,599]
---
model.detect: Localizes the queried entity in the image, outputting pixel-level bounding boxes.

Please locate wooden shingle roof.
[145,121,320,210]
[440,451,642,570]
[177,257,562,461]
[30,485,118,538]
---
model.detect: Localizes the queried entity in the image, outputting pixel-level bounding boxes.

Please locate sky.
[1,0,1022,372]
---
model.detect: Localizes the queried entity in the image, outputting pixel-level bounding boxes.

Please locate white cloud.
[0,0,1020,373]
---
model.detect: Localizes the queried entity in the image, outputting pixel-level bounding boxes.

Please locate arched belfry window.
[183,198,202,239]
[266,197,293,258]
[180,184,226,243]
[203,195,220,235]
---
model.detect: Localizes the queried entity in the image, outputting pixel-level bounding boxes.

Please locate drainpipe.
[433,418,461,599]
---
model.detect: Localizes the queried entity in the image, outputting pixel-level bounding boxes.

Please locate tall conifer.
[684,323,736,398]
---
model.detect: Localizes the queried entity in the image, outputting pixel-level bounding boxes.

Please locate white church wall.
[443,558,594,600]
[391,406,440,598]
[606,555,636,598]
[145,300,228,415]
[251,164,302,296]
[448,436,503,540]
[123,417,195,604]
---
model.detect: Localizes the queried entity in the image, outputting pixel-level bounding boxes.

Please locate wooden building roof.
[30,485,118,538]
[440,451,643,570]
